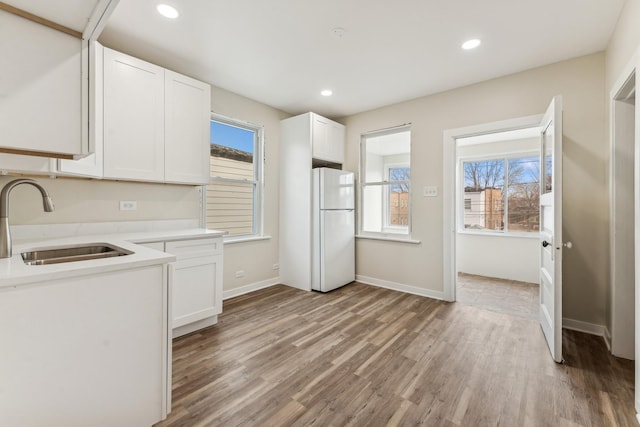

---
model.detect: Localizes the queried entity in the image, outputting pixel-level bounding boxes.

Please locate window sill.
[223,235,272,245]
[457,230,540,239]
[356,235,421,244]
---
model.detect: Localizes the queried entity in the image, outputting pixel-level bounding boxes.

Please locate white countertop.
[0,224,225,289]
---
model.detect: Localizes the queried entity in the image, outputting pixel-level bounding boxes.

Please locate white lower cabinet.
[139,237,223,338]
[0,265,170,427]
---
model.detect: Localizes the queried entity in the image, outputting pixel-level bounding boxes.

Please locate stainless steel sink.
[21,243,133,266]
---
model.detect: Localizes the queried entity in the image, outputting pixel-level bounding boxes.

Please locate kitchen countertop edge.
[0,228,225,289]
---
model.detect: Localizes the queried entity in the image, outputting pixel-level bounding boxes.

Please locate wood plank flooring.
[155,283,636,426]
[457,273,538,320]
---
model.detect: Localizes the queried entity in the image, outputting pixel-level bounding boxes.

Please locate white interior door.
[539,95,563,363]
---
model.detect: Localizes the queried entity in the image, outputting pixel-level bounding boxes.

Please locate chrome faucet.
[0,178,55,258]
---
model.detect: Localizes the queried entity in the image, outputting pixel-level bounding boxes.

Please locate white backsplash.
[11,219,201,242]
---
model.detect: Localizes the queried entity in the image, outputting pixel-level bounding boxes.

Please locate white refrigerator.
[311,168,355,292]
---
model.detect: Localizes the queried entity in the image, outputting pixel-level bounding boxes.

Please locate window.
[461,155,539,233]
[206,114,263,238]
[360,126,411,236]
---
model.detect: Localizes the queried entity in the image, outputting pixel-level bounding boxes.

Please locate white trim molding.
[356,275,445,300]
[223,277,280,300]
[562,317,608,338]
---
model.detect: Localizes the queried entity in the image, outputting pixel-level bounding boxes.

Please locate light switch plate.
[423,186,438,197]
[119,201,137,211]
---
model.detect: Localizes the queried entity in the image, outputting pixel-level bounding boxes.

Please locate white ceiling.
[7,0,626,119]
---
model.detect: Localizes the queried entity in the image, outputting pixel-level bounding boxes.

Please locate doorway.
[453,128,541,319]
[442,114,543,303]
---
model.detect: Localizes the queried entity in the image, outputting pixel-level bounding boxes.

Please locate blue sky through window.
[211,121,254,154]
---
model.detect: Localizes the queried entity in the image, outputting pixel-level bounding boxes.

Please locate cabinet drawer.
[165,237,222,257]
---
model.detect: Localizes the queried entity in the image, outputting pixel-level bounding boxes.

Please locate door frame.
[609,49,640,415]
[442,114,543,301]
[610,64,636,359]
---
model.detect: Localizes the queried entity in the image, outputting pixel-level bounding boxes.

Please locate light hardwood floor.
[456,273,538,320]
[156,283,635,426]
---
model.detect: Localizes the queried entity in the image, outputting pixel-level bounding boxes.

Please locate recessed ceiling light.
[157,4,179,19]
[462,39,481,50]
[321,89,333,97]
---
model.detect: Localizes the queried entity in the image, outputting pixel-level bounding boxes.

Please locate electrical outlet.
[235,270,245,278]
[119,201,137,211]
[273,263,279,270]
[423,186,438,197]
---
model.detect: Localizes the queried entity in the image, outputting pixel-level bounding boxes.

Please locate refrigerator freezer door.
[319,168,354,210]
[315,209,355,292]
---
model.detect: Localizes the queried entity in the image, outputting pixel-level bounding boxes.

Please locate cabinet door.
[328,121,345,164]
[170,254,222,328]
[166,237,223,329]
[311,114,331,161]
[164,70,211,184]
[0,265,169,426]
[311,114,345,164]
[103,48,165,182]
[58,42,104,178]
[0,11,84,158]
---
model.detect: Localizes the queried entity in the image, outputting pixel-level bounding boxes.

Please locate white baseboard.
[562,317,607,337]
[223,277,280,300]
[356,275,445,300]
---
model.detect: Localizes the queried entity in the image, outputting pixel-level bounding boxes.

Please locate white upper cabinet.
[0,10,86,158]
[102,48,165,182]
[99,47,210,184]
[164,71,211,184]
[311,113,345,164]
[58,41,104,178]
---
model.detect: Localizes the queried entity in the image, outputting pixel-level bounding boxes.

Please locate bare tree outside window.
[507,157,540,232]
[463,156,539,233]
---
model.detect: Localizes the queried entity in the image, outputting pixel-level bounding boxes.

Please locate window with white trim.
[461,155,539,233]
[206,114,263,238]
[360,126,411,236]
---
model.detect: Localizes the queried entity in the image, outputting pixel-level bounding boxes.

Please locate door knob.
[542,240,551,248]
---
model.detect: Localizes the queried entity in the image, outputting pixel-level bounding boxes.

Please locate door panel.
[539,95,563,363]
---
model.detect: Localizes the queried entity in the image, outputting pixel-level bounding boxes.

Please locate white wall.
[456,233,539,283]
[344,52,607,324]
[606,0,640,91]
